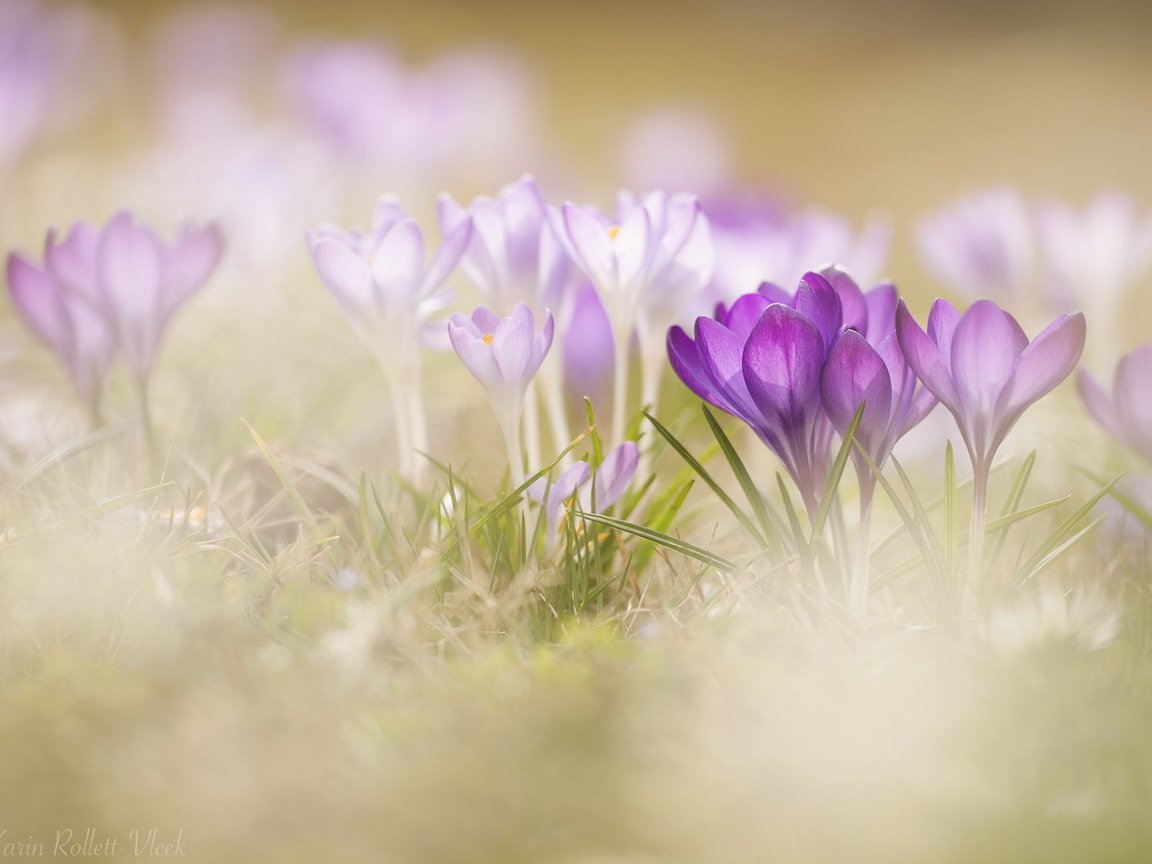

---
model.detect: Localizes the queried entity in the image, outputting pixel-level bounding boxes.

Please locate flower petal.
[820,329,892,452]
[896,300,959,412]
[742,304,825,431]
[311,236,373,312]
[1001,312,1085,420]
[591,441,639,510]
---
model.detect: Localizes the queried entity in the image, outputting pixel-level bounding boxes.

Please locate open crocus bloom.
[438,175,572,315]
[1078,345,1152,464]
[668,272,844,515]
[559,190,711,337]
[7,211,222,397]
[527,441,639,532]
[895,298,1086,474]
[308,197,472,334]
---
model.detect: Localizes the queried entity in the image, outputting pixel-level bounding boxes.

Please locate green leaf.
[571,509,736,572]
[242,419,320,532]
[645,409,767,547]
[699,405,780,552]
[810,401,864,543]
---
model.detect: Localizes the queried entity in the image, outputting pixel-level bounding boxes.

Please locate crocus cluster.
[7,211,222,421]
[669,265,1086,609]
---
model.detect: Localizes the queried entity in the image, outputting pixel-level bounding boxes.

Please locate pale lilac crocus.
[668,272,843,518]
[439,176,576,460]
[1037,193,1152,351]
[896,298,1086,588]
[561,191,712,444]
[308,198,472,480]
[528,441,639,533]
[916,187,1033,301]
[448,303,554,483]
[1078,346,1152,464]
[7,211,222,425]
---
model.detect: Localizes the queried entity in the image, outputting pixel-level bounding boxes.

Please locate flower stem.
[611,323,632,447]
[967,461,989,611]
[850,481,875,619]
[135,374,156,475]
[523,380,542,475]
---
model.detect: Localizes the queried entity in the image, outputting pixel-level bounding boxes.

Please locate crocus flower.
[448,303,554,481]
[1078,345,1152,463]
[561,190,712,443]
[309,197,471,331]
[668,272,843,517]
[439,176,577,459]
[916,187,1033,300]
[528,441,639,532]
[896,297,1085,587]
[437,175,572,315]
[308,198,472,480]
[7,211,222,414]
[1037,193,1152,346]
[821,329,937,489]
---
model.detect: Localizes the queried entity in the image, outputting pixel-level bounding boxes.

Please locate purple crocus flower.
[821,329,937,495]
[1078,346,1152,463]
[896,299,1085,478]
[668,272,843,517]
[448,303,554,481]
[916,187,1033,300]
[560,190,712,443]
[309,197,472,331]
[7,211,222,409]
[438,175,572,315]
[308,198,472,480]
[896,297,1085,586]
[528,441,639,532]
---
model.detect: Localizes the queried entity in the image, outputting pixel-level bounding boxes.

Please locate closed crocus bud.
[821,328,936,494]
[1078,345,1152,464]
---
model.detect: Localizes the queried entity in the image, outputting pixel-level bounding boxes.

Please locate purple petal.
[1114,346,1152,455]
[696,316,763,423]
[819,266,867,333]
[820,329,892,452]
[8,253,71,359]
[423,215,473,297]
[1077,369,1122,444]
[546,461,592,531]
[742,304,825,430]
[491,303,535,385]
[720,292,771,340]
[863,283,898,343]
[163,222,222,317]
[896,300,960,413]
[448,316,501,389]
[592,441,639,510]
[96,211,165,371]
[311,236,373,312]
[369,218,424,304]
[1000,312,1085,420]
[792,271,842,352]
[562,203,613,286]
[950,300,1028,420]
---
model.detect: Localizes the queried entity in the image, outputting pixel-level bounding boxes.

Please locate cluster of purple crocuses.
[12,172,1152,613]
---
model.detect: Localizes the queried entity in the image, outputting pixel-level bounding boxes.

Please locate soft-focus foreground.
[3,2,1152,862]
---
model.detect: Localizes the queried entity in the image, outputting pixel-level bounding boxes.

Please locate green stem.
[967,460,990,611]
[851,481,875,618]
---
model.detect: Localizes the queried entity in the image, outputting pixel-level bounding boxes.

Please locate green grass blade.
[645,409,767,547]
[810,402,864,543]
[699,405,778,552]
[572,509,736,572]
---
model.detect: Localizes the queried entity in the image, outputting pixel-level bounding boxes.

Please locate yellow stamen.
[607,225,621,241]
[482,333,494,345]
